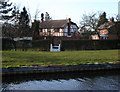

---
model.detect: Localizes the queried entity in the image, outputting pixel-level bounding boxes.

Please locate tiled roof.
[98,22,115,30]
[39,19,78,29]
[97,21,120,35]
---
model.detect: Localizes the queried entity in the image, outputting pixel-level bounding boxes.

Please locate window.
[54,28,59,32]
[40,28,42,32]
[103,30,104,34]
[95,37,97,39]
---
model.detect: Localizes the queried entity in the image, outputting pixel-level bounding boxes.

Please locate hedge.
[2,39,120,51]
[32,40,51,51]
[15,40,51,51]
[61,40,120,51]
[2,39,51,51]
[2,38,15,50]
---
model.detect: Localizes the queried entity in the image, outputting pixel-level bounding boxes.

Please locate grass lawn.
[1,50,119,68]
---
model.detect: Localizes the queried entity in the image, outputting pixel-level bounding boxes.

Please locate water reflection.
[2,70,120,90]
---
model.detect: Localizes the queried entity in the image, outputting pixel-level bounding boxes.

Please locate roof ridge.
[44,19,67,21]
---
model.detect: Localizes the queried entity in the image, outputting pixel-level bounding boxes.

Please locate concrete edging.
[2,64,120,75]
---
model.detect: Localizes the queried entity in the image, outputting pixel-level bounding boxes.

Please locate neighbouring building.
[97,18,120,40]
[38,18,79,37]
[90,18,120,40]
[13,37,32,41]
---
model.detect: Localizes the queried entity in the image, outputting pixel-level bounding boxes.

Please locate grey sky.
[9,0,119,24]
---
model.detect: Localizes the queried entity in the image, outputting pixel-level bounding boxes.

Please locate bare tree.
[114,14,119,21]
[79,12,102,32]
[34,8,40,20]
[2,6,32,38]
[79,12,103,39]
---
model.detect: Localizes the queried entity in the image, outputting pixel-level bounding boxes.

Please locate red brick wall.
[100,29,108,35]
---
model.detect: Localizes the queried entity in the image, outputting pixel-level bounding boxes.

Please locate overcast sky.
[9,0,119,24]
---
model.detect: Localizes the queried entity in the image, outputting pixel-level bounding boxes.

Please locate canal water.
[2,70,120,91]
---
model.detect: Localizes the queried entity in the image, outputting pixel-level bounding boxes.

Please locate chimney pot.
[67,18,71,23]
[110,17,114,22]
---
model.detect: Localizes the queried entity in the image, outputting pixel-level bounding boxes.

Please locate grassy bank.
[2,50,119,68]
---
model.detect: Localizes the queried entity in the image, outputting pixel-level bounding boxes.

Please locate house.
[91,18,120,40]
[97,18,120,40]
[38,18,79,37]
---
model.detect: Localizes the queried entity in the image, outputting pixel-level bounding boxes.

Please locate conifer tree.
[19,7,29,26]
[0,0,13,20]
[97,12,108,27]
[18,7,31,37]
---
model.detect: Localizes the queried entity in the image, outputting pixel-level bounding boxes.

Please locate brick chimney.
[110,17,114,22]
[67,18,71,36]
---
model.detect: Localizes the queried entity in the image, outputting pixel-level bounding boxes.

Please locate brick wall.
[100,29,108,35]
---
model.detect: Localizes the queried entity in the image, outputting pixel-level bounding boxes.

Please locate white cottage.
[39,18,79,37]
